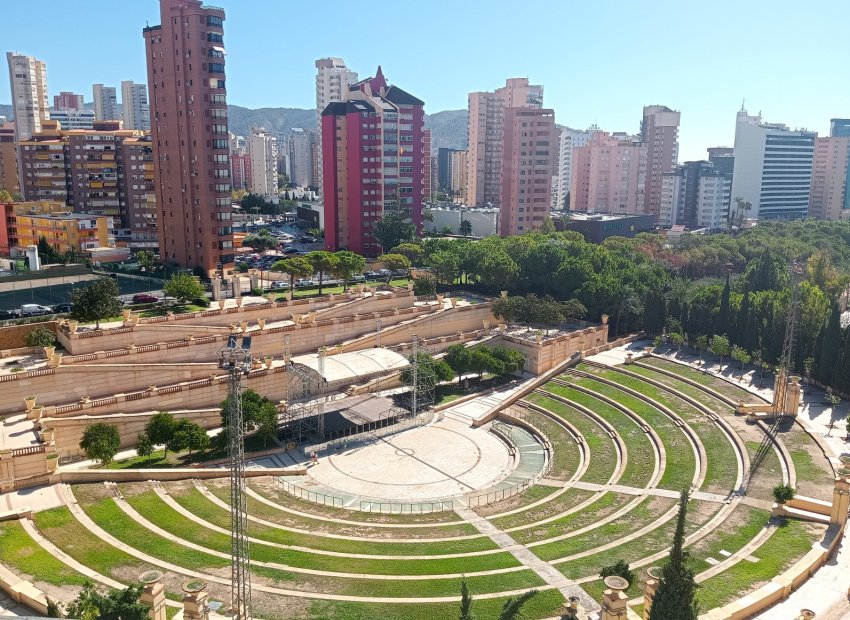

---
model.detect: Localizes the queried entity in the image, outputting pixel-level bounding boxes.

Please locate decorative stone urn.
[240,320,249,332]
[601,314,609,325]
[24,396,37,412]
[45,453,59,472]
[122,308,131,320]
[43,346,55,359]
[68,320,78,333]
[235,297,243,307]
[264,355,273,369]
[40,427,55,443]
[257,318,266,330]
[27,405,44,421]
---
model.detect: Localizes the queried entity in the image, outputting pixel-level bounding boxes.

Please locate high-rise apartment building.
[321,67,427,256]
[16,120,157,246]
[6,52,50,142]
[53,91,84,111]
[50,108,95,130]
[551,126,595,211]
[731,107,816,220]
[707,146,735,176]
[288,128,315,189]
[571,132,647,214]
[144,0,233,272]
[660,161,730,231]
[640,105,680,217]
[92,84,118,121]
[449,149,467,201]
[808,136,850,220]
[436,148,463,193]
[315,57,357,196]
[466,78,544,211]
[0,121,18,193]
[121,81,150,131]
[499,107,556,235]
[247,127,278,197]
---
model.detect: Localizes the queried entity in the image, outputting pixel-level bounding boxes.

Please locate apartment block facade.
[571,132,647,214]
[0,122,18,193]
[659,160,730,231]
[13,200,114,253]
[121,81,151,131]
[247,127,278,197]
[288,128,315,189]
[53,91,84,111]
[92,84,118,121]
[6,52,50,142]
[808,136,850,220]
[731,107,816,220]
[144,0,234,272]
[640,105,680,218]
[315,57,357,197]
[16,120,157,247]
[499,107,556,235]
[321,68,427,256]
[551,126,595,211]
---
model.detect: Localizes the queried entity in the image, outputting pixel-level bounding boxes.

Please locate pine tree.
[735,285,750,346]
[818,304,841,384]
[648,490,699,620]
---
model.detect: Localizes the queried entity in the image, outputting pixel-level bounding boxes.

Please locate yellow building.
[13,201,114,254]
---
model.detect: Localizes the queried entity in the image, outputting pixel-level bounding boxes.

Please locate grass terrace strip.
[167,485,490,550]
[640,357,757,403]
[560,373,697,491]
[508,492,632,545]
[537,382,657,488]
[302,589,567,620]
[515,409,582,481]
[584,365,739,494]
[523,393,618,485]
[690,506,770,573]
[696,519,826,611]
[0,519,89,587]
[487,488,596,529]
[626,363,732,415]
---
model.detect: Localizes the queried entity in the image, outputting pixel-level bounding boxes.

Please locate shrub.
[773,484,795,504]
[25,326,56,348]
[191,297,210,308]
[600,559,635,586]
[412,273,437,296]
[79,423,121,465]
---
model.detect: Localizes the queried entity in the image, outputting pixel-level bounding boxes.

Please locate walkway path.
[454,505,600,613]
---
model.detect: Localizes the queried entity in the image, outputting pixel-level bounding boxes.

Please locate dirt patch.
[115,482,151,498]
[71,483,110,503]
[254,593,311,619]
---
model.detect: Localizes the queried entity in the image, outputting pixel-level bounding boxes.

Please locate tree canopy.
[163,273,205,304]
[373,212,415,252]
[80,423,121,465]
[70,278,122,328]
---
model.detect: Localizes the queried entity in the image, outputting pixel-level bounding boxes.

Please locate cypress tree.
[648,490,699,620]
[714,275,731,336]
[831,327,850,394]
[818,304,841,384]
[736,285,750,347]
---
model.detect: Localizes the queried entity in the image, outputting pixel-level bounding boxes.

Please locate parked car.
[270,281,290,289]
[52,303,72,314]
[131,294,158,304]
[0,310,18,320]
[295,279,316,287]
[377,269,392,277]
[299,236,317,243]
[282,248,302,255]
[350,275,366,283]
[20,304,52,317]
[363,271,380,279]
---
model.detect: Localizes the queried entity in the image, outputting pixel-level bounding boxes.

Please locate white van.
[20,304,52,317]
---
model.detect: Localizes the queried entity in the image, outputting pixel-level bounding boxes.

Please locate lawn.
[562,374,696,491]
[435,374,513,406]
[696,519,824,611]
[487,488,596,530]
[0,519,88,586]
[524,393,618,485]
[586,366,739,494]
[626,364,731,415]
[641,357,757,403]
[518,410,581,481]
[267,278,409,301]
[510,493,633,545]
[539,382,656,488]
[690,506,769,572]
[106,433,278,470]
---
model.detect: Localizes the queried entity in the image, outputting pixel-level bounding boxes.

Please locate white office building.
[6,52,50,142]
[247,127,278,197]
[92,83,118,121]
[731,107,816,220]
[551,125,595,210]
[121,81,150,131]
[315,57,357,195]
[51,108,95,130]
[660,161,730,231]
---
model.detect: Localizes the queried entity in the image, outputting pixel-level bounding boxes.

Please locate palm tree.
[613,286,643,337]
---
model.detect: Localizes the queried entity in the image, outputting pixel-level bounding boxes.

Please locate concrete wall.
[499,324,608,374]
[0,363,220,416]
[0,446,49,492]
[0,321,59,354]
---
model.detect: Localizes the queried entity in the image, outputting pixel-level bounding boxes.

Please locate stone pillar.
[831,476,850,525]
[643,568,661,620]
[211,279,221,301]
[138,571,167,620]
[562,595,581,618]
[249,272,260,292]
[181,580,209,620]
[600,576,629,620]
[232,277,242,301]
[625,353,634,365]
[785,376,802,417]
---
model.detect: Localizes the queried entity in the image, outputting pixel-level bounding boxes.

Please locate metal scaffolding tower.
[408,335,435,417]
[217,335,253,619]
[279,335,326,444]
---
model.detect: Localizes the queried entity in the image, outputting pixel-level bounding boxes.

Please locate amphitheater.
[0,284,847,620]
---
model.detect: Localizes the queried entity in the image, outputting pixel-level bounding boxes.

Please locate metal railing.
[276,477,344,508]
[312,410,435,456]
[359,500,453,514]
[466,477,536,508]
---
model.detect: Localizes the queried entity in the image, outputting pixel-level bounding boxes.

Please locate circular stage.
[306,417,515,502]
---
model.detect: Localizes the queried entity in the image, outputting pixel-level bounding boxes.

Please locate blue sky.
[2,0,848,161]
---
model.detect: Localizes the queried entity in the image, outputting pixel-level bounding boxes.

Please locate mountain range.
[0,104,469,152]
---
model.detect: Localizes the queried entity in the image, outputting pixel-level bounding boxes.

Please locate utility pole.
[218,335,253,619]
